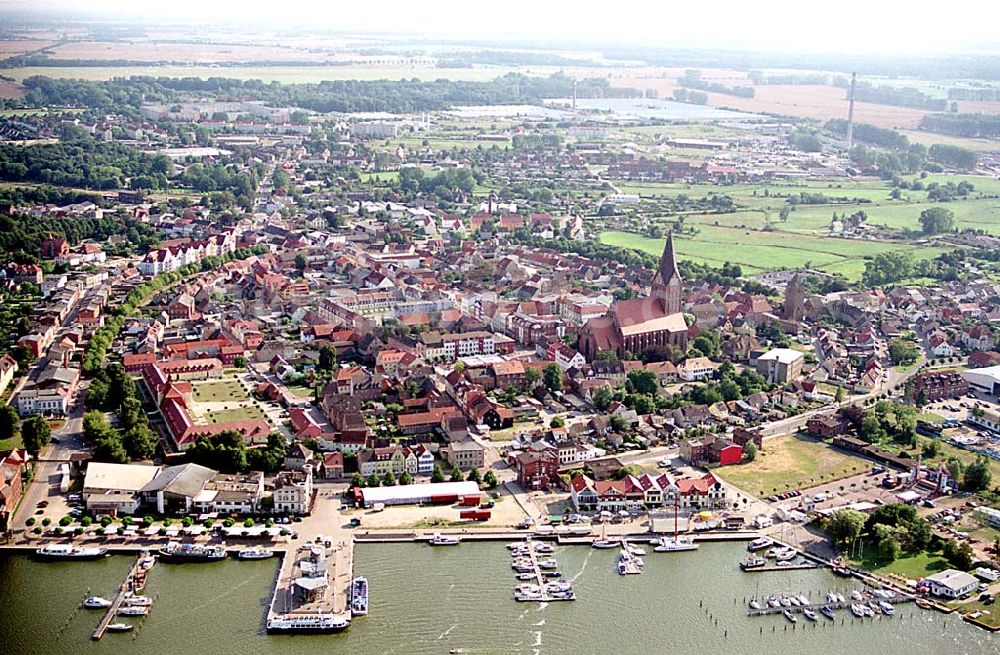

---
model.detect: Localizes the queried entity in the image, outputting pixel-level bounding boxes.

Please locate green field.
[204,405,267,425]
[600,228,948,280]
[715,435,870,497]
[191,379,248,403]
[850,549,950,580]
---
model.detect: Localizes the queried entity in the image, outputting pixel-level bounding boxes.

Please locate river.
[0,542,993,654]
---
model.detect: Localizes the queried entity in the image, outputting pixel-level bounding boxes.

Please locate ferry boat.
[35,544,108,560]
[351,577,369,617]
[237,546,274,560]
[118,605,149,616]
[783,609,797,623]
[158,542,226,562]
[820,606,836,619]
[83,596,113,609]
[429,533,461,546]
[266,613,350,633]
[740,556,767,571]
[747,537,773,551]
[106,623,133,633]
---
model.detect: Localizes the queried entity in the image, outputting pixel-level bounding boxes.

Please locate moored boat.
[351,576,369,617]
[592,539,618,549]
[740,556,767,571]
[748,598,762,610]
[820,606,836,619]
[653,535,699,553]
[851,604,866,618]
[783,609,797,623]
[266,613,349,633]
[747,537,773,551]
[35,544,108,561]
[429,533,461,546]
[879,601,895,615]
[118,605,149,616]
[106,623,133,632]
[237,546,274,560]
[157,542,226,562]
[123,594,153,607]
[803,609,818,621]
[83,596,112,609]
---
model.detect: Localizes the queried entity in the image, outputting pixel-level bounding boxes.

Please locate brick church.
[578,233,688,361]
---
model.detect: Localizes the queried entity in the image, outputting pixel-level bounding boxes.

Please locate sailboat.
[592,523,617,549]
[654,485,698,552]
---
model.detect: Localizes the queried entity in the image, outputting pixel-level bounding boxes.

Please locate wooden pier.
[92,553,147,640]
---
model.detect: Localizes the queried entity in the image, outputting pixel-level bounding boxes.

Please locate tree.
[919,207,955,235]
[467,467,481,484]
[550,416,565,429]
[450,467,464,482]
[824,508,866,547]
[872,523,904,561]
[318,346,337,372]
[889,339,920,366]
[542,363,564,393]
[835,386,845,403]
[627,369,658,396]
[523,367,540,389]
[21,415,51,455]
[233,355,248,369]
[945,457,965,483]
[366,473,381,488]
[484,470,498,489]
[383,470,396,486]
[399,471,413,485]
[294,253,307,271]
[431,464,445,483]
[963,456,992,492]
[942,538,974,570]
[743,441,758,463]
[123,424,157,461]
[592,385,614,411]
[609,414,628,433]
[350,473,365,489]
[0,404,20,442]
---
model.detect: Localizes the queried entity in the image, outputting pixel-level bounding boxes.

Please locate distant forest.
[919,113,1000,139]
[13,73,641,115]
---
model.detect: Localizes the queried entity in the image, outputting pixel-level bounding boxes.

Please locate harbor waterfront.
[0,542,994,655]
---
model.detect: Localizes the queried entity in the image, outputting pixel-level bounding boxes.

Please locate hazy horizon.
[2,0,999,57]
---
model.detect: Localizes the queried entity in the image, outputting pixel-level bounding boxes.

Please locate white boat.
[429,533,461,546]
[158,542,225,561]
[534,543,555,554]
[238,546,274,560]
[783,609,797,623]
[796,595,810,606]
[123,594,153,607]
[835,593,846,603]
[84,596,112,609]
[774,547,797,562]
[545,581,573,593]
[537,558,558,569]
[35,544,108,560]
[826,592,838,603]
[779,596,792,607]
[351,576,368,617]
[516,573,536,581]
[767,597,781,608]
[851,590,864,601]
[803,609,818,621]
[820,606,836,619]
[625,544,647,556]
[118,605,149,616]
[617,550,642,575]
[749,599,762,610]
[139,556,156,570]
[879,601,895,615]
[592,539,618,549]
[851,604,867,618]
[789,596,801,606]
[740,556,767,570]
[748,537,773,551]
[654,535,699,552]
[106,623,133,632]
[266,613,349,633]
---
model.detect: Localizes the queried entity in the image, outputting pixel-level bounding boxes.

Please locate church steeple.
[651,232,683,314]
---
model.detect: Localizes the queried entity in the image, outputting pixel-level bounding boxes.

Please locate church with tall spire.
[578,232,688,361]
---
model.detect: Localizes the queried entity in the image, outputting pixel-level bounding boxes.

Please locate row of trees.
[82,246,266,376]
[349,465,498,490]
[186,430,290,474]
[920,113,1000,139]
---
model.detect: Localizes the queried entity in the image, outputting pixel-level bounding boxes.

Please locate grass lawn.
[0,434,23,450]
[715,434,869,497]
[599,229,948,280]
[191,379,248,403]
[849,548,950,580]
[953,599,1000,628]
[205,405,266,425]
[287,385,315,399]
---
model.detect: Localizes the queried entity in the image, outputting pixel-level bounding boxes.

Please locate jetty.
[747,591,915,617]
[92,552,148,640]
[509,539,573,603]
[265,535,353,630]
[742,562,820,573]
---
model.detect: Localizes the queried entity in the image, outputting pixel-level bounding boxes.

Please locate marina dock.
[92,552,147,640]
[509,539,574,603]
[742,562,820,573]
[746,592,915,617]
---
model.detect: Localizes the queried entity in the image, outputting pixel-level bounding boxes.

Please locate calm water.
[0,543,994,654]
